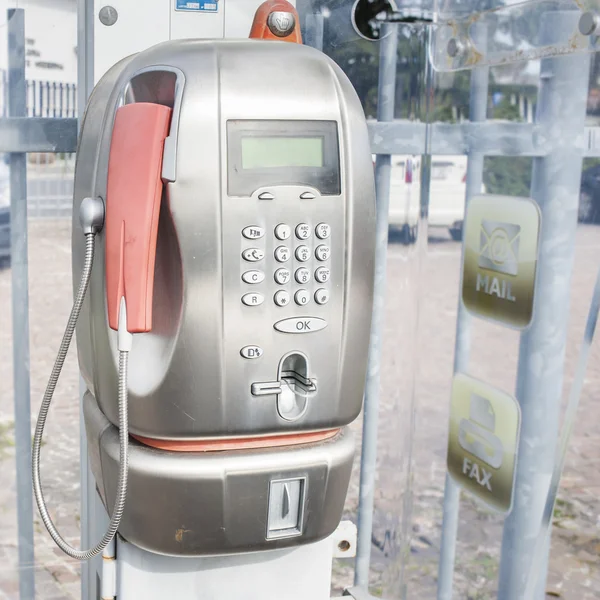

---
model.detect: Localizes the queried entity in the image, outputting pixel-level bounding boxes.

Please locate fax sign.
[176,0,218,12]
[447,373,521,514]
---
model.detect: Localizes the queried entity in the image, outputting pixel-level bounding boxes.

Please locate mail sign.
[461,195,541,329]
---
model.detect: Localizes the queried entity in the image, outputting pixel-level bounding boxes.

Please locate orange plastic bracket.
[249,0,302,43]
[105,102,172,333]
[132,429,340,452]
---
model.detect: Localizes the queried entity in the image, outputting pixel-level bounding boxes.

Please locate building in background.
[0,0,77,83]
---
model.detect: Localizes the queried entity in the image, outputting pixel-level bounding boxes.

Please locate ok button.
[274,317,327,334]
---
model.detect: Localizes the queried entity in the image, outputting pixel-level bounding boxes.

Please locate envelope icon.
[478,220,521,277]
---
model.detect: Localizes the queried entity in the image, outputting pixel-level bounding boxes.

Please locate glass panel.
[432,0,600,71]
[415,9,598,600]
[309,1,600,598]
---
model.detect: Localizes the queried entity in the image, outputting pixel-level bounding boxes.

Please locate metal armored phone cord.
[32,197,131,560]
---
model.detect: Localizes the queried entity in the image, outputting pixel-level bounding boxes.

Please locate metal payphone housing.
[73,39,375,555]
[74,39,375,440]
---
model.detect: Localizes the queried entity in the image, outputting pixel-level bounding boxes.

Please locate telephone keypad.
[275,224,291,240]
[315,245,330,261]
[274,268,291,285]
[295,224,311,240]
[315,266,330,283]
[274,246,291,262]
[295,289,310,306]
[241,221,331,309]
[274,290,291,307]
[295,245,310,262]
[295,267,310,284]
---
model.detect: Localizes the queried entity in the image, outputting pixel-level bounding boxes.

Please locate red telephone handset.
[105,102,172,333]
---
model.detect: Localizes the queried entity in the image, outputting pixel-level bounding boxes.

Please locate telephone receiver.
[105,102,172,335]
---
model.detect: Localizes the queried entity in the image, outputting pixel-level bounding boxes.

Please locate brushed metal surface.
[73,40,375,440]
[84,392,355,556]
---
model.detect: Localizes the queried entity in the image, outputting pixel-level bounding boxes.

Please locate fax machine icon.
[459,393,504,470]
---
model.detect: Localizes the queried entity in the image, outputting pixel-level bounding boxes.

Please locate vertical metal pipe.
[354,22,398,589]
[8,8,35,600]
[436,23,489,600]
[2,69,7,117]
[497,12,590,600]
[78,1,95,598]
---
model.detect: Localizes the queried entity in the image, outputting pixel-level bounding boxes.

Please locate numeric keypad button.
[315,266,330,283]
[295,289,310,306]
[275,224,291,240]
[274,246,290,263]
[295,267,310,284]
[295,245,310,262]
[315,223,331,239]
[274,268,291,285]
[315,245,331,261]
[315,289,330,305]
[242,248,264,262]
[274,290,290,307]
[295,223,311,240]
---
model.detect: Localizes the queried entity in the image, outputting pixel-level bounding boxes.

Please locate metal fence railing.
[0,70,77,118]
[25,152,75,218]
[0,71,77,218]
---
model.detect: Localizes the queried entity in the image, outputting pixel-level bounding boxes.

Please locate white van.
[387,154,477,242]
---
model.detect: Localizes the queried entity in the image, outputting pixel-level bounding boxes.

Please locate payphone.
[31,30,375,581]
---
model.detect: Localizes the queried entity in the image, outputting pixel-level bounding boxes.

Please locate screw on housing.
[267,11,296,37]
[579,11,599,36]
[447,37,468,58]
[99,5,119,27]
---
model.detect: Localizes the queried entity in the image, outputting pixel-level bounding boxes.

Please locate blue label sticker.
[176,0,218,12]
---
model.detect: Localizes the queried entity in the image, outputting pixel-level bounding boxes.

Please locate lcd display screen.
[227,120,340,196]
[241,137,324,169]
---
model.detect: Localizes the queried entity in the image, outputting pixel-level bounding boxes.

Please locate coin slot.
[276,352,317,421]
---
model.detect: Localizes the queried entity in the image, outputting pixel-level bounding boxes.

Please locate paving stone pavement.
[0,220,599,599]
